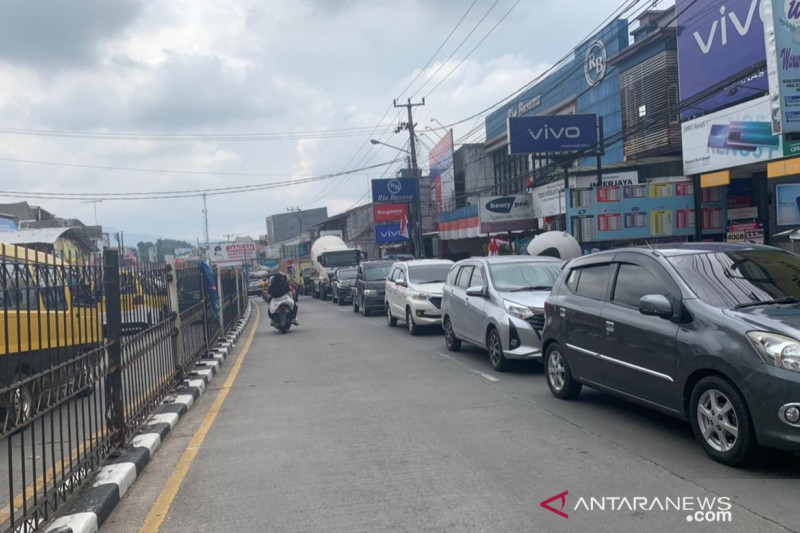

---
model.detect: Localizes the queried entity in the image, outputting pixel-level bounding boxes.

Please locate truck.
[309,236,361,300]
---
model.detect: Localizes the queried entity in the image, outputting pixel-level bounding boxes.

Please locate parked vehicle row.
[314,243,800,467]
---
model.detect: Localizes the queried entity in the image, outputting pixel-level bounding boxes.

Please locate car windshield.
[668,249,800,308]
[488,261,561,292]
[408,264,451,284]
[337,268,357,280]
[365,264,392,281]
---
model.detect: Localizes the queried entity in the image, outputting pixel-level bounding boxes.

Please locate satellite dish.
[527,231,582,260]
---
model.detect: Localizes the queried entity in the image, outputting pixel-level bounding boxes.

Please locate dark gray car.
[352,260,395,316]
[542,243,800,466]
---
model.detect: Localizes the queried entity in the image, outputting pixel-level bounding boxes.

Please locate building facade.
[265,207,327,246]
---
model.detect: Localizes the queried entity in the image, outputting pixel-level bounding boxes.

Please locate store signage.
[584,40,607,86]
[700,170,731,188]
[479,194,536,233]
[676,0,768,119]
[768,156,800,177]
[682,96,783,175]
[507,95,542,118]
[728,206,758,220]
[373,203,408,223]
[762,0,800,134]
[371,178,418,203]
[374,222,410,244]
[532,171,640,218]
[319,230,343,238]
[508,114,598,154]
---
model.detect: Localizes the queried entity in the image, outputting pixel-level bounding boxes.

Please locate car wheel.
[406,307,419,336]
[353,296,360,313]
[690,376,757,466]
[545,343,582,399]
[443,317,461,351]
[6,372,33,426]
[487,328,509,372]
[386,305,397,327]
[338,291,346,306]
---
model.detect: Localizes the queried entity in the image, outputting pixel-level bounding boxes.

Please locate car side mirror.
[466,286,486,297]
[639,294,672,318]
[395,279,407,287]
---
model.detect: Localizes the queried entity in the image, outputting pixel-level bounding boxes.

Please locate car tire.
[353,296,360,313]
[545,343,582,399]
[487,328,509,372]
[406,307,420,336]
[443,317,461,351]
[386,305,397,327]
[4,371,34,426]
[338,291,346,306]
[690,376,757,466]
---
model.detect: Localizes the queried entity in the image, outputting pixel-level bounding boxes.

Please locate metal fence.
[0,248,248,532]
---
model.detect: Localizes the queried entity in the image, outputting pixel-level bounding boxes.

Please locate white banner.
[208,242,256,265]
[682,96,783,175]
[479,195,536,233]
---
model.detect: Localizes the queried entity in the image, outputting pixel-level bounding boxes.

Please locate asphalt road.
[103,297,800,533]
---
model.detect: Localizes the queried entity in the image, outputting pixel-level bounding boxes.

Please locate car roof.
[395,259,454,267]
[568,243,780,265]
[361,260,395,265]
[460,255,561,265]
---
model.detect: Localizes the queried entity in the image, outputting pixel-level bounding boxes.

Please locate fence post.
[217,267,225,332]
[236,269,242,320]
[167,259,184,380]
[200,269,211,356]
[103,249,125,447]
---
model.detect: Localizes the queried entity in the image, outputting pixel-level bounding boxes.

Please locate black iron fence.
[0,248,248,532]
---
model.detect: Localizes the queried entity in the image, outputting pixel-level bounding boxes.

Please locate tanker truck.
[310,236,361,300]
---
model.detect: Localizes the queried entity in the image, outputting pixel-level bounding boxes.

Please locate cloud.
[0,0,142,70]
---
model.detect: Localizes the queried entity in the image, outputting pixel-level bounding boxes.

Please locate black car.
[331,267,357,305]
[352,260,395,316]
[542,243,800,466]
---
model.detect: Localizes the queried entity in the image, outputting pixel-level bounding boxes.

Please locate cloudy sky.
[0,0,661,245]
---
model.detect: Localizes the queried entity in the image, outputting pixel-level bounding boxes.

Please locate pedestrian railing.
[0,248,248,532]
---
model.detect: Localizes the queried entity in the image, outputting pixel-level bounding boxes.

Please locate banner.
[682,96,783,175]
[763,0,800,134]
[532,171,640,219]
[319,230,343,238]
[174,247,193,259]
[429,130,455,212]
[373,203,408,223]
[207,242,256,265]
[479,195,536,233]
[371,178,418,203]
[676,0,768,119]
[374,222,410,244]
[508,114,598,154]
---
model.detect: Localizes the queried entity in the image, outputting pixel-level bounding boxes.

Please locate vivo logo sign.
[529,125,581,141]
[508,114,597,154]
[692,0,762,54]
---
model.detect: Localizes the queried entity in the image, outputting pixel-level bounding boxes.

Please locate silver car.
[442,256,562,371]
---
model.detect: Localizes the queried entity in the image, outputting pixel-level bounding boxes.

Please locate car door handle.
[559,308,566,318]
[605,320,614,333]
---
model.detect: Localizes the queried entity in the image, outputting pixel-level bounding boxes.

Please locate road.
[102,297,800,533]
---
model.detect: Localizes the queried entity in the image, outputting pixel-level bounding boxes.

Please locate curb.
[45,304,254,533]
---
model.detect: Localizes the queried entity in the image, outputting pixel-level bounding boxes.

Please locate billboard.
[374,221,410,244]
[676,0,768,119]
[508,114,598,154]
[763,0,800,134]
[373,203,408,223]
[207,242,256,265]
[371,178,418,203]
[479,195,536,233]
[429,130,455,212]
[682,96,783,175]
[532,171,639,218]
[174,247,193,259]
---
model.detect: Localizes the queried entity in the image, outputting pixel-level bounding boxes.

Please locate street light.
[370,139,410,154]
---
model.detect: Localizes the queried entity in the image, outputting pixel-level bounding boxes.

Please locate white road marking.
[471,370,499,382]
[435,352,452,360]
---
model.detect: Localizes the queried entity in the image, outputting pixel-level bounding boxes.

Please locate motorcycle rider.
[266,272,299,326]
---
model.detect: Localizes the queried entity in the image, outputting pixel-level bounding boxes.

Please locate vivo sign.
[676,0,768,118]
[508,114,598,154]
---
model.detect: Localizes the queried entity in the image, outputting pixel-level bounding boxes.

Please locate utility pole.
[224,234,234,243]
[202,194,210,244]
[393,98,426,258]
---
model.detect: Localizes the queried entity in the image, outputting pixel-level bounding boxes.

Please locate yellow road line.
[139,304,260,533]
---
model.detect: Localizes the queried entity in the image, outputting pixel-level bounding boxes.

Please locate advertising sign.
[676,0,768,119]
[208,242,256,265]
[371,178,418,203]
[763,0,800,134]
[532,171,640,219]
[174,247,193,259]
[429,130,456,213]
[776,183,800,225]
[374,221,410,244]
[373,203,408,223]
[508,114,598,154]
[682,96,784,175]
[479,195,536,233]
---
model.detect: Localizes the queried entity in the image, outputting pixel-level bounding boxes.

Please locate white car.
[385,259,454,335]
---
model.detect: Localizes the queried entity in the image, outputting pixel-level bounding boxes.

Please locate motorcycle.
[269,293,296,333]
